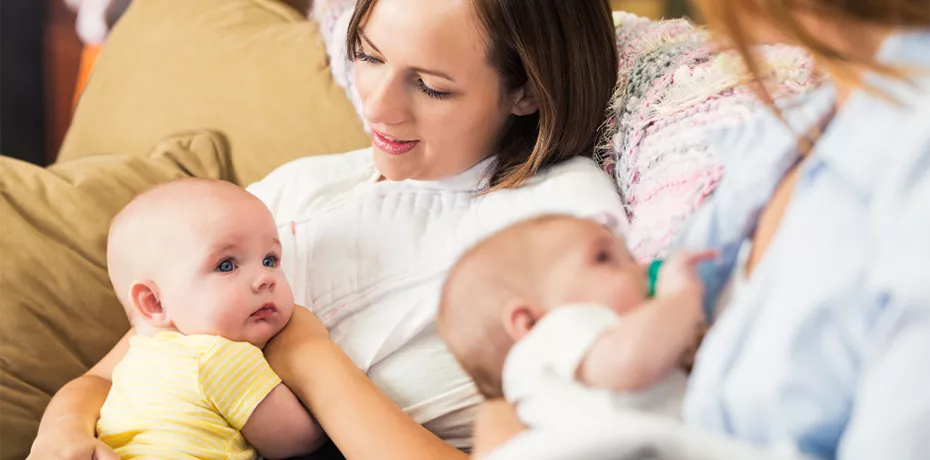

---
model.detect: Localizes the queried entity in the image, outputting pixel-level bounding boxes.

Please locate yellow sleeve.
[198,337,282,431]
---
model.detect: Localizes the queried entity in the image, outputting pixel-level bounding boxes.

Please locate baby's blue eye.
[216,259,236,273]
[263,256,278,268]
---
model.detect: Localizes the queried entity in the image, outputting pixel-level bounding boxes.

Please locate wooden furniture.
[44,0,83,164]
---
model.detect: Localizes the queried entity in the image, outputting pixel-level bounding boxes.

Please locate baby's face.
[154,197,294,348]
[538,219,646,315]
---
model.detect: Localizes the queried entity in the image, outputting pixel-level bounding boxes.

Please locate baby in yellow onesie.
[97,178,324,459]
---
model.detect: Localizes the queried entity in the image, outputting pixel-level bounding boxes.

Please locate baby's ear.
[129,280,172,328]
[502,300,543,342]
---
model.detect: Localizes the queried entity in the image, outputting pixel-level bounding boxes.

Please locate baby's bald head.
[438,215,570,398]
[439,214,639,398]
[106,178,260,315]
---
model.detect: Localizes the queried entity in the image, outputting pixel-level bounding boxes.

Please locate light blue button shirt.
[678,31,930,460]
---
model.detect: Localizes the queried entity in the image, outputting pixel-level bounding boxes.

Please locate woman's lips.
[372,130,420,155]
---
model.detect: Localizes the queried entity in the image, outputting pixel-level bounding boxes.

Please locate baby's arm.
[241,384,326,459]
[200,338,325,459]
[472,399,528,459]
[577,251,713,391]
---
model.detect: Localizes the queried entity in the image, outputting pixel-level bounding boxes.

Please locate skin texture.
[107,179,294,348]
[354,0,537,182]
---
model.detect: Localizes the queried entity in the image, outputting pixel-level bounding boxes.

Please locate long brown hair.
[346,0,618,190]
[693,0,930,105]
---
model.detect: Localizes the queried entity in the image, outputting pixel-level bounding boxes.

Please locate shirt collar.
[371,155,496,192]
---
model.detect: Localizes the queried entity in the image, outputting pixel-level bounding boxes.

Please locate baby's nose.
[253,272,276,292]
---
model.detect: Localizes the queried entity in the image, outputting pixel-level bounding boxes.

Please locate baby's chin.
[246,323,286,349]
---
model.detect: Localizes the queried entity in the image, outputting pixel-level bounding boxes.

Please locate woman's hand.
[264,306,330,382]
[263,307,467,460]
[29,332,130,460]
[28,424,118,460]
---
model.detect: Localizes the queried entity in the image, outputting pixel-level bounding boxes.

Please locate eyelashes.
[415,78,451,100]
[355,49,452,101]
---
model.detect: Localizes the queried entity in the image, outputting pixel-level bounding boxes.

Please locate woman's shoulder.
[247,147,374,221]
[486,156,628,231]
[511,156,611,197]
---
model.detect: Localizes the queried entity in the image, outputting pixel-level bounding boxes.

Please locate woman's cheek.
[354,64,378,104]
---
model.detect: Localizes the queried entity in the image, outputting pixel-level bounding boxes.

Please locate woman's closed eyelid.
[416,78,452,100]
[356,51,382,64]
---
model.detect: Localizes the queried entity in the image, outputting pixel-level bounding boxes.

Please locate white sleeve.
[512,305,622,382]
[245,148,372,226]
[502,305,621,428]
[523,157,629,235]
[244,149,371,308]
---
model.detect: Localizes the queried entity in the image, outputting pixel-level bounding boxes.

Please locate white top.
[247,148,627,448]
[503,304,686,430]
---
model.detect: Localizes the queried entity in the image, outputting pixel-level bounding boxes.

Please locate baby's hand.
[655,250,716,299]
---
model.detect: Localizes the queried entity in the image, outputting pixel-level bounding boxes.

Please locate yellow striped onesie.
[97,332,281,459]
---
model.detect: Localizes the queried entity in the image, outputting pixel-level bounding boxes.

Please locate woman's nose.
[362,73,409,126]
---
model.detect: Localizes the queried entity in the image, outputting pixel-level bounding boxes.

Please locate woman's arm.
[28,330,131,460]
[265,308,467,460]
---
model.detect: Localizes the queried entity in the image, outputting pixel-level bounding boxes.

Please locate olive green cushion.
[58,0,369,185]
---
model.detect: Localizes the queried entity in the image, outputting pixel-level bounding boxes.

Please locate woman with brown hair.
[680,1,930,459]
[29,0,625,458]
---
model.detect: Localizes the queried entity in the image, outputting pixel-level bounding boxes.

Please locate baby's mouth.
[250,302,277,319]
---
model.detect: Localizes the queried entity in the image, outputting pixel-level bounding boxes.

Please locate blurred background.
[0,0,691,168]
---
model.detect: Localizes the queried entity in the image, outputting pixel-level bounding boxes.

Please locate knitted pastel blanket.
[604,12,817,259]
[312,3,819,261]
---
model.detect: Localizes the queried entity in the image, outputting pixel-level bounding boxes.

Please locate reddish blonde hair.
[693,0,929,104]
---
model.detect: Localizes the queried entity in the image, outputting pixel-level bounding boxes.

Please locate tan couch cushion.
[59,0,369,186]
[0,131,230,460]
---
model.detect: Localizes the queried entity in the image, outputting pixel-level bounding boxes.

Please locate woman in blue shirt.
[680,1,930,458]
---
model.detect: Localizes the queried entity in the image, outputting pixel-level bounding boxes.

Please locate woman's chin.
[372,149,423,181]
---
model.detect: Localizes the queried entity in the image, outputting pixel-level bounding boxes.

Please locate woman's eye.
[263,255,278,268]
[416,79,452,100]
[355,50,383,65]
[216,259,236,273]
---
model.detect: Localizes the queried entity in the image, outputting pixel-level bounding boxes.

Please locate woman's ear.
[129,281,173,328]
[509,85,539,116]
[501,299,543,342]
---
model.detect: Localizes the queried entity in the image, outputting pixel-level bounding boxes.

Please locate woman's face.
[354,0,537,181]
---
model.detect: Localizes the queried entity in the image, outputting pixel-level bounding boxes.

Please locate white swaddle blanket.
[491,305,806,460]
[486,411,806,460]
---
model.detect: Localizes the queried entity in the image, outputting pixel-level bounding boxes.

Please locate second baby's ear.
[129,280,173,328]
[501,299,544,342]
